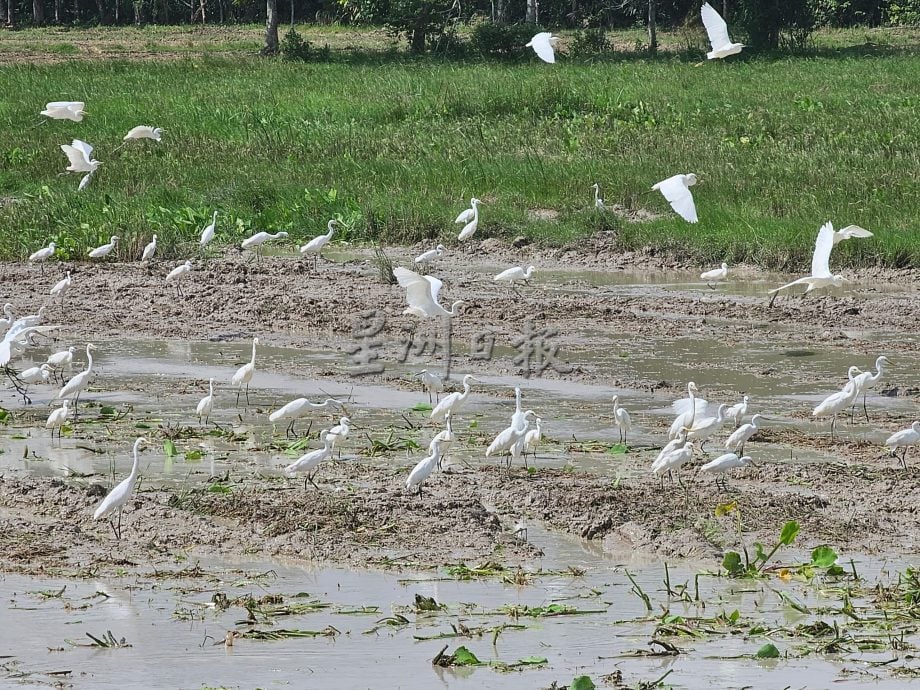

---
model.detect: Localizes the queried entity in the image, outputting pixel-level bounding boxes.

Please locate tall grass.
[0,40,918,267]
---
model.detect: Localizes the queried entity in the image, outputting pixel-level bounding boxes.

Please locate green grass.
[0,26,919,267]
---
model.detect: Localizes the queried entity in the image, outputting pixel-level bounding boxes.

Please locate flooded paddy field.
[2,239,920,688]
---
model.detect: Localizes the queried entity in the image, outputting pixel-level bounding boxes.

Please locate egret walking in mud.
[269,397,343,437]
[611,395,632,444]
[50,271,72,313]
[494,265,536,296]
[885,421,920,469]
[141,235,157,262]
[522,417,543,463]
[431,374,479,422]
[300,220,337,268]
[407,439,445,497]
[231,337,259,406]
[813,380,859,436]
[88,235,119,260]
[286,430,335,489]
[700,453,752,490]
[29,241,55,273]
[724,414,764,455]
[455,198,481,241]
[415,245,445,266]
[93,437,146,539]
[58,343,96,420]
[241,231,288,259]
[165,260,193,298]
[700,263,728,288]
[196,378,214,425]
[414,369,444,404]
[487,410,536,471]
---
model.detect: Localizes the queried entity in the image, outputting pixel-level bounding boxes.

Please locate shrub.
[281,27,312,61]
[471,22,538,60]
[734,0,815,51]
[569,27,610,58]
[887,0,920,25]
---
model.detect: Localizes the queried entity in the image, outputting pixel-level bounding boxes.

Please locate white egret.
[769,222,846,307]
[522,417,543,462]
[526,32,559,63]
[431,412,455,469]
[833,224,873,245]
[241,231,289,258]
[46,400,71,440]
[700,263,728,288]
[885,421,920,469]
[724,414,764,455]
[231,337,259,406]
[327,416,351,456]
[611,395,632,444]
[299,219,337,268]
[88,235,119,259]
[700,453,752,490]
[851,355,891,422]
[165,260,193,298]
[406,439,445,497]
[687,403,730,451]
[511,386,525,428]
[46,345,76,382]
[455,198,481,241]
[725,394,749,427]
[93,437,147,539]
[394,267,464,319]
[78,171,94,191]
[19,306,48,328]
[42,101,86,122]
[29,241,56,273]
[591,183,605,211]
[494,265,536,291]
[0,304,14,335]
[700,2,744,59]
[486,410,536,470]
[50,271,72,312]
[813,380,859,436]
[141,235,157,262]
[285,429,334,489]
[431,374,479,422]
[58,343,97,419]
[61,139,101,174]
[196,378,215,425]
[19,363,52,385]
[269,397,344,437]
[414,369,444,404]
[669,382,705,440]
[200,211,218,247]
[415,245,446,265]
[652,439,696,484]
[652,173,698,223]
[122,125,163,142]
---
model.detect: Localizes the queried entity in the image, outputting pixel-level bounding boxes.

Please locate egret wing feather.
[655,175,698,223]
[811,222,835,278]
[701,2,731,50]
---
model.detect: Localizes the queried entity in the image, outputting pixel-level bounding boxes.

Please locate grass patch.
[0,26,919,266]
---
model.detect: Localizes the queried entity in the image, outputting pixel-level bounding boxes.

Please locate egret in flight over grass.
[269,397,344,437]
[200,211,218,248]
[394,267,464,318]
[431,374,479,422]
[93,437,147,539]
[42,101,86,121]
[141,235,157,262]
[833,224,874,245]
[29,241,55,273]
[700,2,744,59]
[50,271,72,313]
[165,260,193,298]
[88,235,119,259]
[415,245,446,266]
[406,438,445,497]
[196,378,214,425]
[414,369,444,404]
[286,429,334,489]
[300,219,337,268]
[526,32,559,63]
[769,222,846,307]
[231,337,259,406]
[123,125,163,143]
[46,400,71,440]
[885,421,920,469]
[61,139,101,174]
[591,183,605,211]
[241,231,289,258]
[700,263,728,288]
[456,198,481,241]
[653,173,698,223]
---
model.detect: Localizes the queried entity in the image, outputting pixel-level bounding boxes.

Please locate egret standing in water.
[700,263,728,289]
[494,266,536,295]
[58,343,97,420]
[611,395,632,444]
[46,400,71,440]
[414,369,444,404]
[813,380,858,436]
[455,198,481,241]
[885,421,920,469]
[725,395,749,427]
[269,397,343,437]
[46,345,76,382]
[231,337,259,406]
[241,231,289,259]
[851,355,891,422]
[431,374,479,422]
[724,414,764,455]
[286,430,335,489]
[431,412,455,469]
[327,416,351,457]
[299,220,337,268]
[196,378,215,425]
[93,437,147,539]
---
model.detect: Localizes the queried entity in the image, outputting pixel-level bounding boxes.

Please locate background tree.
[264,0,279,53]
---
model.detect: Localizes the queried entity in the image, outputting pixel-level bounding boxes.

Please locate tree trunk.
[263,0,279,54]
[73,0,78,22]
[132,0,140,24]
[647,0,657,54]
[33,0,45,23]
[217,0,223,23]
[6,0,12,25]
[289,0,293,26]
[525,0,536,23]
[54,0,60,22]
[410,5,429,53]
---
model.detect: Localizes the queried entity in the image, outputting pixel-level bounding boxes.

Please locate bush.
[471,22,539,60]
[281,27,312,61]
[887,0,920,25]
[569,27,610,58]
[734,0,815,51]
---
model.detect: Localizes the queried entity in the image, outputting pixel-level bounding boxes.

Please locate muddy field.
[2,237,920,581]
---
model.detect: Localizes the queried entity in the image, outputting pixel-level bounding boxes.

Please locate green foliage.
[281,27,312,62]
[384,0,458,53]
[723,520,800,578]
[755,642,780,658]
[449,645,481,666]
[572,676,596,690]
[470,22,536,60]
[735,0,816,50]
[163,439,178,457]
[887,0,920,24]
[570,27,610,59]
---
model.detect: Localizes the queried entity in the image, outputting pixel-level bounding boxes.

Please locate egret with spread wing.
[653,173,698,223]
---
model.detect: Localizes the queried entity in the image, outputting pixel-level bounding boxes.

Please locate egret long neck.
[326,222,336,238]
[250,342,257,366]
[85,347,94,373]
[128,445,142,482]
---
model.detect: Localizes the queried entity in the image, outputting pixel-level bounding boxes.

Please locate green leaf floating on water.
[779,520,800,546]
[517,656,548,665]
[606,443,627,455]
[163,439,177,457]
[451,646,481,666]
[99,406,117,416]
[722,551,743,575]
[411,402,433,412]
[755,642,780,659]
[184,449,203,461]
[810,545,838,568]
[571,676,596,690]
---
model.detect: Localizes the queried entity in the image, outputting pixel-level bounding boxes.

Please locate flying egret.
[522,417,543,462]
[61,139,101,174]
[769,222,846,307]
[414,369,444,404]
[200,211,218,248]
[724,414,764,455]
[591,183,605,211]
[687,403,730,451]
[851,355,891,422]
[58,343,97,420]
[231,337,259,406]
[813,380,859,436]
[611,395,632,444]
[241,231,289,258]
[327,416,351,457]
[88,235,119,259]
[669,382,705,440]
[885,421,920,469]
[415,245,446,265]
[0,304,14,335]
[196,378,214,425]
[833,224,874,245]
[394,267,464,319]
[122,125,163,143]
[700,453,753,490]
[406,439,445,497]
[700,263,728,288]
[455,198,481,241]
[269,397,344,437]
[141,235,157,262]
[46,400,71,440]
[725,395,749,427]
[50,271,72,312]
[700,2,744,59]
[494,265,536,293]
[299,219,337,268]
[165,260,193,298]
[653,174,698,223]
[526,32,559,63]
[46,345,76,383]
[29,241,56,273]
[42,101,86,122]
[431,374,479,422]
[431,412,455,469]
[486,410,536,470]
[93,437,147,539]
[286,429,335,489]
